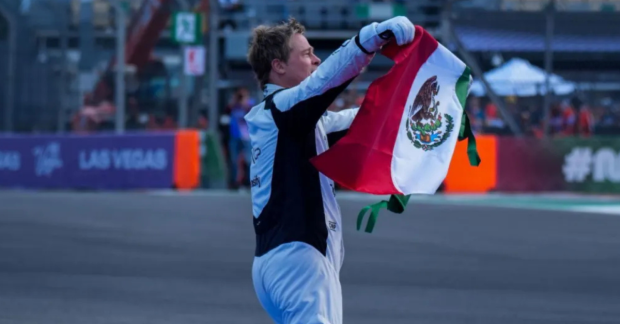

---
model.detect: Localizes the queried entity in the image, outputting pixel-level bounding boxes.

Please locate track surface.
[1,191,620,324]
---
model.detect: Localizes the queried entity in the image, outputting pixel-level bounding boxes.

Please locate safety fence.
[2,131,620,194]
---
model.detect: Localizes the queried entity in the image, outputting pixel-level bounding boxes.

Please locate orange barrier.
[174,130,201,190]
[444,135,497,193]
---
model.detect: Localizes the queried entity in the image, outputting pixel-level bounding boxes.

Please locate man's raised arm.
[269,17,414,138]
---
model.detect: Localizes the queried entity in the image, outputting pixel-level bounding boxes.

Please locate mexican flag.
[310,26,480,232]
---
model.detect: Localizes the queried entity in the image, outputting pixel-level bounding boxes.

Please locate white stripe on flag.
[391,44,468,195]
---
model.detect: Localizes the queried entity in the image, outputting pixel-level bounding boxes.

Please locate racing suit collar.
[263,83,285,98]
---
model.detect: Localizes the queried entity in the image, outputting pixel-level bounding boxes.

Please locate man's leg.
[253,258,284,324]
[281,263,342,324]
[253,242,343,324]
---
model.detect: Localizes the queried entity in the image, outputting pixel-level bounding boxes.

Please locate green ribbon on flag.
[455,66,481,167]
[458,112,481,167]
[357,194,411,233]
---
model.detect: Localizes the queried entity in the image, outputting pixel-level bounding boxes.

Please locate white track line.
[568,205,620,215]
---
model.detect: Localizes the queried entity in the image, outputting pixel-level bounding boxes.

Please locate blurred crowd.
[68,83,620,190]
[70,95,209,133]
[465,95,620,138]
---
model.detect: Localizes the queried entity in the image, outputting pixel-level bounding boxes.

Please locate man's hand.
[376,16,415,46]
[357,16,415,54]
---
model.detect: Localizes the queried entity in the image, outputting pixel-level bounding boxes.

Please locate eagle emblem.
[405,76,454,151]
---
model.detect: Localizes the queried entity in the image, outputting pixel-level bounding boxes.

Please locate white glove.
[357,16,415,54]
[377,16,415,45]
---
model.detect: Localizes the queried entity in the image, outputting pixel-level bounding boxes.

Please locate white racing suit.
[244,22,388,324]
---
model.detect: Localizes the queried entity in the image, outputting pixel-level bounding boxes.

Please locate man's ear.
[271,59,286,75]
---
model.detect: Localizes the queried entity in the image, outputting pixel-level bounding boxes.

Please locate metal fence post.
[542,0,555,138]
[57,1,69,133]
[114,0,126,134]
[175,0,191,129]
[208,0,219,135]
[1,3,16,132]
[443,0,522,136]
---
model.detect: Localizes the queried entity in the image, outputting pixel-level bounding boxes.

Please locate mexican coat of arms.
[405,75,454,151]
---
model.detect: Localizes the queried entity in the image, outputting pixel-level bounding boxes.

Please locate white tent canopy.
[469,58,575,97]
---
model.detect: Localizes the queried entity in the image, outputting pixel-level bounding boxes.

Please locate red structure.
[93,0,173,102]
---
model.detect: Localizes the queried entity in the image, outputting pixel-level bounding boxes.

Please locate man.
[244,16,415,324]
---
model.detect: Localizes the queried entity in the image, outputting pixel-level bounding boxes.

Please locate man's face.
[281,33,321,87]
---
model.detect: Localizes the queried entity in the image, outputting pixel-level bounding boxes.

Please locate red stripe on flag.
[311,26,438,195]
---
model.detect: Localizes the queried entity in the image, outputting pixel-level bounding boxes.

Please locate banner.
[496,137,620,193]
[444,135,497,193]
[0,133,176,189]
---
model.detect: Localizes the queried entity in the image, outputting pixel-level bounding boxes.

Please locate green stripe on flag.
[455,66,481,167]
[456,67,471,108]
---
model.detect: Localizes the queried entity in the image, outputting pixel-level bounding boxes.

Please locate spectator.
[577,104,594,137]
[466,97,484,134]
[548,103,563,136]
[484,101,504,129]
[125,97,146,131]
[197,109,209,129]
[226,87,255,189]
[560,99,577,136]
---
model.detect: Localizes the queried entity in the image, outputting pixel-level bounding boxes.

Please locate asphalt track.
[1,191,620,324]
